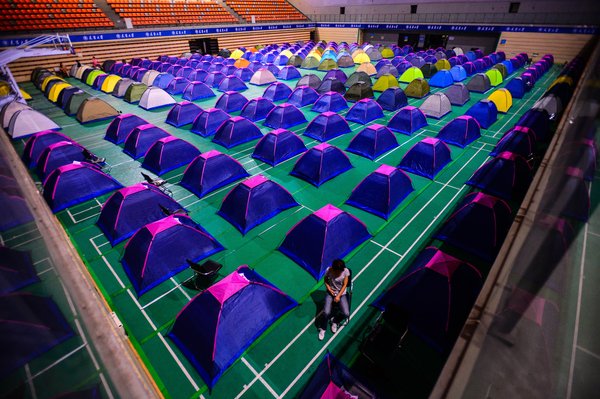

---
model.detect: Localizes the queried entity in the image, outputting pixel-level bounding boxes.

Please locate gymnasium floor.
[8,61,561,398]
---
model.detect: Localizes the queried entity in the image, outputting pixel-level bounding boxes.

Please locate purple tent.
[287,85,320,107]
[208,63,224,73]
[311,91,348,113]
[435,192,512,262]
[373,247,482,352]
[43,162,122,212]
[278,66,302,80]
[388,105,427,136]
[142,136,200,175]
[264,63,280,75]
[0,191,33,230]
[346,124,399,160]
[166,65,182,76]
[204,71,226,88]
[304,111,351,142]
[264,103,307,129]
[188,69,208,82]
[279,204,370,279]
[0,293,74,377]
[346,164,413,219]
[465,99,497,129]
[22,130,72,167]
[0,247,39,295]
[317,78,345,95]
[558,167,590,222]
[182,81,215,101]
[467,151,532,200]
[490,126,536,157]
[221,65,238,76]
[37,141,87,179]
[190,108,230,137]
[346,99,384,124]
[234,67,254,82]
[218,175,298,234]
[462,62,476,76]
[213,116,263,149]
[516,109,551,141]
[104,114,148,144]
[263,82,293,102]
[290,143,352,186]
[165,101,203,127]
[180,150,249,198]
[168,266,297,389]
[97,183,185,246]
[399,137,452,179]
[436,115,481,148]
[215,91,248,113]
[122,214,223,295]
[217,75,248,92]
[323,69,348,84]
[240,97,275,122]
[166,77,189,95]
[152,73,175,89]
[376,87,408,111]
[252,128,307,166]
[123,124,171,159]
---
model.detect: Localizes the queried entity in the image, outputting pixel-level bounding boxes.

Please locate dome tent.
[123,124,170,159]
[287,86,320,107]
[465,99,498,129]
[240,97,275,122]
[404,78,430,98]
[304,112,351,142]
[180,150,249,198]
[296,74,321,89]
[444,83,470,106]
[264,103,307,129]
[419,93,452,119]
[76,98,119,124]
[466,151,532,201]
[376,87,408,111]
[344,82,374,102]
[139,87,176,110]
[290,143,352,187]
[190,108,230,137]
[346,99,384,125]
[436,115,481,148]
[252,129,307,166]
[215,91,248,113]
[213,116,263,149]
[311,91,348,113]
[141,136,200,175]
[182,81,215,101]
[165,101,203,128]
[105,113,148,144]
[388,106,428,135]
[22,130,71,168]
[399,137,452,179]
[346,124,399,160]
[36,141,87,179]
[8,109,61,139]
[263,82,293,102]
[490,126,536,158]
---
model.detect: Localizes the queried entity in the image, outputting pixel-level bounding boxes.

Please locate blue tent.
[279,204,370,279]
[465,99,497,129]
[123,124,171,159]
[505,77,526,99]
[264,103,307,129]
[323,69,348,84]
[346,98,384,124]
[190,108,230,137]
[215,91,248,113]
[373,247,482,353]
[152,73,175,89]
[97,183,185,246]
[388,106,427,135]
[278,66,302,80]
[252,128,307,166]
[165,101,203,127]
[217,75,248,92]
[41,162,120,213]
[176,66,194,79]
[287,85,320,107]
[0,293,74,377]
[490,126,536,158]
[399,137,452,179]
[168,266,297,389]
[0,191,33,231]
[304,111,351,142]
[213,116,263,149]
[346,124,399,160]
[218,175,298,234]
[166,77,189,95]
[429,70,454,88]
[188,69,208,82]
[240,97,275,122]
[467,151,532,201]
[23,130,72,167]
[0,247,39,295]
[263,82,293,102]
[182,81,215,101]
[104,114,148,144]
[291,143,352,186]
[559,167,591,222]
[450,65,467,82]
[181,150,248,198]
[347,165,413,219]
[462,62,476,76]
[317,77,345,95]
[122,215,223,295]
[203,71,226,88]
[376,87,408,111]
[221,66,238,76]
[37,141,87,179]
[311,91,348,113]
[435,192,512,262]
[234,67,253,82]
[142,136,200,175]
[516,109,551,141]
[436,115,481,148]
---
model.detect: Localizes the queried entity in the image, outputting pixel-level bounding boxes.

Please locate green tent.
[399,67,424,83]
[86,69,104,86]
[372,74,399,92]
[124,82,148,103]
[301,56,320,69]
[287,55,304,67]
[485,69,504,87]
[65,91,92,116]
[421,63,438,78]
[76,97,119,123]
[493,63,508,79]
[317,59,338,71]
[344,82,374,102]
[345,71,372,88]
[404,78,430,98]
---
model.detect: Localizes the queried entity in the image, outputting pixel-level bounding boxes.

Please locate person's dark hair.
[332,259,345,271]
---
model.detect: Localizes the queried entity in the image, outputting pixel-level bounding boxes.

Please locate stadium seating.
[225,0,307,22]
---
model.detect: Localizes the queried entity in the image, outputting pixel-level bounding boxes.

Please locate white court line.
[241,358,279,398]
[577,345,600,362]
[70,203,101,217]
[236,144,488,398]
[434,180,462,191]
[25,364,37,399]
[13,235,42,248]
[30,344,87,380]
[369,240,404,258]
[66,208,77,224]
[3,227,39,243]
[170,277,191,301]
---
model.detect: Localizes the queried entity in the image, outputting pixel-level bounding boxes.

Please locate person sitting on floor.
[318,259,351,341]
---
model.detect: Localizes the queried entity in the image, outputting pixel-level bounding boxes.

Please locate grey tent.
[466,73,491,93]
[141,70,161,86]
[76,97,120,123]
[124,83,148,103]
[287,55,304,67]
[444,83,470,106]
[345,71,372,88]
[421,63,438,78]
[301,56,320,69]
[376,65,399,78]
[533,94,562,117]
[112,78,134,98]
[65,92,92,116]
[344,82,374,102]
[419,93,452,119]
[366,48,383,61]
[69,63,79,77]
[8,109,60,139]
[296,74,321,89]
[493,63,508,79]
[1,101,31,129]
[337,55,354,68]
[218,49,231,57]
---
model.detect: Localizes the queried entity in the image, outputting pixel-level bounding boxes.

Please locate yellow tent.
[356,62,377,76]
[280,49,294,58]
[234,58,250,68]
[399,67,424,83]
[351,49,365,58]
[435,59,451,70]
[41,76,64,92]
[48,82,72,102]
[0,81,10,96]
[307,51,322,61]
[549,76,573,89]
[488,88,513,113]
[485,68,503,86]
[381,48,395,59]
[372,74,399,92]
[313,47,324,55]
[353,53,371,64]
[230,49,244,59]
[101,74,122,93]
[20,88,32,100]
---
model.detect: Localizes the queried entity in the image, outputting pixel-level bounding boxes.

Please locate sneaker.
[318,329,325,341]
[331,323,338,333]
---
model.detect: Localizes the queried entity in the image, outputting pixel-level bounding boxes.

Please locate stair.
[94,0,126,29]
[216,0,246,23]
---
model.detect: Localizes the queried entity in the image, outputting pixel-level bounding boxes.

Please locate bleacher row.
[0,0,308,32]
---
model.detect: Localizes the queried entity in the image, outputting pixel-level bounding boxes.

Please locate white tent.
[419,93,452,119]
[75,65,92,79]
[249,69,277,86]
[8,109,60,139]
[69,63,79,77]
[138,87,176,110]
[141,70,161,86]
[453,47,464,56]
[1,100,32,129]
